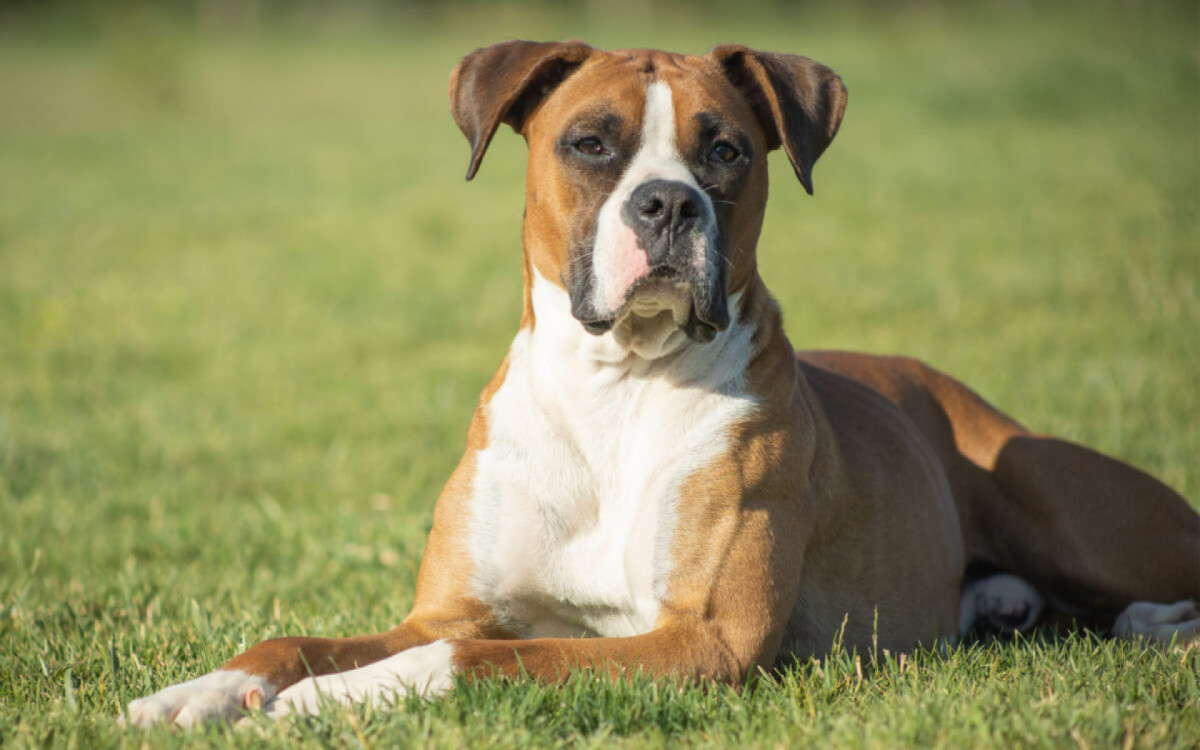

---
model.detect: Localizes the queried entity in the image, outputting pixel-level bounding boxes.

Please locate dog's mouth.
[579,265,729,344]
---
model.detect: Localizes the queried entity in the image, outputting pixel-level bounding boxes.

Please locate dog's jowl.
[127,41,1200,728]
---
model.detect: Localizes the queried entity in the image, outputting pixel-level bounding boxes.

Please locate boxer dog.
[126,41,1200,727]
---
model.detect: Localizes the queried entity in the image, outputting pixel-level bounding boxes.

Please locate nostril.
[640,198,664,218]
[679,200,700,220]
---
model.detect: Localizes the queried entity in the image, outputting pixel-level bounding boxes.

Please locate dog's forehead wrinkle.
[608,48,685,67]
[564,106,622,133]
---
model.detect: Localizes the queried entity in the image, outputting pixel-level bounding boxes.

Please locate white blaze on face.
[590,80,717,316]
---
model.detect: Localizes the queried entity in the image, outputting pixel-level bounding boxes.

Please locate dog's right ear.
[450,40,594,180]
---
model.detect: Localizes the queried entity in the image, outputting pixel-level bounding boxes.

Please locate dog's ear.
[707,46,847,195]
[450,40,594,180]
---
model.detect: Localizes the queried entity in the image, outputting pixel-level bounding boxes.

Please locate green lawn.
[1,2,1197,747]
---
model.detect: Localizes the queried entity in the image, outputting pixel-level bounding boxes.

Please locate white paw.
[959,573,1045,636]
[1113,600,1200,644]
[125,669,275,728]
[267,640,456,719]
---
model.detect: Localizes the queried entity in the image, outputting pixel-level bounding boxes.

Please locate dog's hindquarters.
[798,350,1200,634]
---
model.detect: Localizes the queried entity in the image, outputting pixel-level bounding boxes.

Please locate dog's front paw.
[1114,600,1200,645]
[125,669,275,728]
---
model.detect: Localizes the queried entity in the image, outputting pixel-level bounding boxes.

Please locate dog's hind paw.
[124,669,275,728]
[959,573,1045,637]
[1113,600,1200,645]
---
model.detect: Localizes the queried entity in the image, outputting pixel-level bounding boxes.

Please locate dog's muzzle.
[574,179,730,343]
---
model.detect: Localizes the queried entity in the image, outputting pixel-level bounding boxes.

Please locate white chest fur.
[466,275,759,638]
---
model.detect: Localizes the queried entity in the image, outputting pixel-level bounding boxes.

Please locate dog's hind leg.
[918,372,1200,640]
[978,435,1199,625]
[908,363,1200,638]
[798,351,1200,640]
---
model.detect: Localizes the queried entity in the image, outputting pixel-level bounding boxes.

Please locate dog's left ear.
[450,40,594,180]
[707,46,847,195]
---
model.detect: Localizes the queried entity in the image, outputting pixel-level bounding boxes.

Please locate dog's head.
[450,42,846,347]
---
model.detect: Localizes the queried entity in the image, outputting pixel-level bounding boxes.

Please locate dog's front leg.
[126,628,420,728]
[124,600,503,728]
[267,619,763,718]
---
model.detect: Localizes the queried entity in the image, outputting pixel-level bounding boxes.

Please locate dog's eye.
[710,142,740,164]
[574,137,610,157]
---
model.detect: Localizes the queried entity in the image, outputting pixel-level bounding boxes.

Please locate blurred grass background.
[0,1,1197,747]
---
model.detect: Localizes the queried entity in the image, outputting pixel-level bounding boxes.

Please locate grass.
[1,1,1197,747]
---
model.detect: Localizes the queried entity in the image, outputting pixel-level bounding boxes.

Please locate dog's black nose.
[621,179,706,265]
